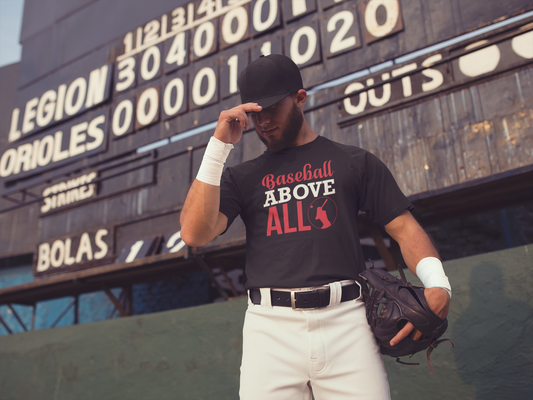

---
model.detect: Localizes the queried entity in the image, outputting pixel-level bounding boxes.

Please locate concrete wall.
[0,245,532,400]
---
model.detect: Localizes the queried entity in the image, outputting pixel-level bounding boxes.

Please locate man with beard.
[180,55,451,399]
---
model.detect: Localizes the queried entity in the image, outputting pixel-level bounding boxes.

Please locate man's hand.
[214,103,262,144]
[390,287,450,346]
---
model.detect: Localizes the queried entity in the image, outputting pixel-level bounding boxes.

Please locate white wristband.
[196,136,234,186]
[416,257,452,299]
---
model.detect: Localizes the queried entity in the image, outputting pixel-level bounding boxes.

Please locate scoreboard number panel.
[116,235,162,264]
[115,56,138,94]
[189,59,220,110]
[360,0,403,44]
[134,82,162,130]
[137,44,164,86]
[220,48,250,99]
[250,32,284,60]
[322,2,361,58]
[163,30,190,74]
[282,0,318,24]
[220,4,251,50]
[284,15,322,67]
[251,0,282,36]
[111,92,136,138]
[161,230,188,254]
[191,19,219,61]
[161,72,189,120]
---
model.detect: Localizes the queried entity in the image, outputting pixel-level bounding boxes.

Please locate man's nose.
[255,110,270,126]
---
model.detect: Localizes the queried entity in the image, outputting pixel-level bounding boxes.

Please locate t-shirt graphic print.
[220,136,412,289]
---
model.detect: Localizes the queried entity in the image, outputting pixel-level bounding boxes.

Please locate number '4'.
[167,32,187,66]
[198,0,222,17]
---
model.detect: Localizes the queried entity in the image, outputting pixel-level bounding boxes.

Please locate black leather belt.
[249,282,360,310]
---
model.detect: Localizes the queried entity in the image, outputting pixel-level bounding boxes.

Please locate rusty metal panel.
[0,63,19,149]
[0,205,40,256]
[492,109,533,171]
[421,132,460,192]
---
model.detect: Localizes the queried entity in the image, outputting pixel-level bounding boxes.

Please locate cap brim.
[254,93,290,109]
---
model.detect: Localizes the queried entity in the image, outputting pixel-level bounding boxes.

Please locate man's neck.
[292,120,318,148]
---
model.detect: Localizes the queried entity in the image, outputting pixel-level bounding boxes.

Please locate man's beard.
[256,101,304,152]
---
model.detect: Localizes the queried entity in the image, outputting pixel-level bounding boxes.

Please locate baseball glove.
[359,262,454,373]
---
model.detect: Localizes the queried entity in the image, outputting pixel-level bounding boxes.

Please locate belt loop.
[328,281,342,307]
[260,288,272,309]
[354,280,363,301]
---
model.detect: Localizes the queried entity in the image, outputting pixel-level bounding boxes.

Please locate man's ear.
[294,89,307,107]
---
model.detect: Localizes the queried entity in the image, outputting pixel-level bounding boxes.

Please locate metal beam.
[7,304,27,332]
[0,314,13,334]
[215,262,239,297]
[31,303,36,331]
[109,289,126,319]
[194,256,230,301]
[50,298,76,328]
[102,286,128,317]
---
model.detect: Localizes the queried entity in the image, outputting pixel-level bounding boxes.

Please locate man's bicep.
[384,209,414,242]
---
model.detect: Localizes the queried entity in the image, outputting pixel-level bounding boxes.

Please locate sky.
[0,0,24,68]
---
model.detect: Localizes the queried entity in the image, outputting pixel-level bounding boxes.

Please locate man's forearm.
[397,222,440,275]
[180,179,223,247]
[385,210,451,298]
[180,135,234,247]
[385,210,439,274]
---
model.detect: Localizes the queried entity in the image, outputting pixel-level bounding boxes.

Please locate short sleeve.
[219,167,243,231]
[357,152,413,226]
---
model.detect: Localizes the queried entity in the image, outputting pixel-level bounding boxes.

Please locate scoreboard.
[0,0,532,285]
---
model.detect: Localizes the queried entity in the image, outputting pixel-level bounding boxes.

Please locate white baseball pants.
[239,283,390,400]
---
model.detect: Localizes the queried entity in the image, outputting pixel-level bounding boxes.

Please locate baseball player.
[180,54,451,399]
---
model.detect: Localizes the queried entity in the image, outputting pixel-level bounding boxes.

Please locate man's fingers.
[230,103,261,120]
[388,288,448,347]
[412,330,423,341]
[234,104,260,129]
[222,105,260,128]
[214,103,262,143]
[390,322,415,346]
[235,110,250,130]
[240,102,262,113]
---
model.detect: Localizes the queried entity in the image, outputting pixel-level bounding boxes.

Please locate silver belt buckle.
[289,285,328,311]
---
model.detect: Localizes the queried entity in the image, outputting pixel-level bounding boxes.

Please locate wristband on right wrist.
[196,136,234,186]
[416,257,452,299]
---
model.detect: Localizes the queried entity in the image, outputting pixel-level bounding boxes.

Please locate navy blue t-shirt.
[220,136,412,289]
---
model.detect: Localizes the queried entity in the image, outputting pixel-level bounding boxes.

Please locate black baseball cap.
[238,54,304,109]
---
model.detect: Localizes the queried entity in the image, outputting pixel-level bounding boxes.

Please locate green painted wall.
[1,245,532,400]
[384,244,533,400]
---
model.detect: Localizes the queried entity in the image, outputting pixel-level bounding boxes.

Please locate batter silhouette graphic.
[315,199,332,229]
